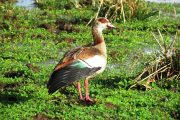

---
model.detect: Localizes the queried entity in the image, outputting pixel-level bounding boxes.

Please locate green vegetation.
[0,0,179,119]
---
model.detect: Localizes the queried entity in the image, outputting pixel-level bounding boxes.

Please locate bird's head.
[94,17,116,32]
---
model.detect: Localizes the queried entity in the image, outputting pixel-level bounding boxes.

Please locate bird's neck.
[92,26,107,57]
[92,26,104,45]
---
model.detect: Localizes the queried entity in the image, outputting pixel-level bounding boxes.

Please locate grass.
[0,0,180,119]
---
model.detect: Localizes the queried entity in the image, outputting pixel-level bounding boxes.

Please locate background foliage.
[0,0,179,119]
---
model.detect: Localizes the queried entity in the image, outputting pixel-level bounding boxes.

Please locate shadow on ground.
[93,76,135,89]
[0,91,31,105]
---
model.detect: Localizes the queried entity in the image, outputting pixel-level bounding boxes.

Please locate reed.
[130,31,179,90]
[72,0,152,22]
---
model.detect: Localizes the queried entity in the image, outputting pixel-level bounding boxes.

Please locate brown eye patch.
[97,18,109,23]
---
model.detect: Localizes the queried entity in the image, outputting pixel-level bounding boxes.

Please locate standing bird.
[47,18,115,102]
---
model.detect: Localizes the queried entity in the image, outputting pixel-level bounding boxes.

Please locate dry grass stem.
[130,31,179,90]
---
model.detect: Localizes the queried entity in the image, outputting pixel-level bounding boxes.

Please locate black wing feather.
[47,64,101,94]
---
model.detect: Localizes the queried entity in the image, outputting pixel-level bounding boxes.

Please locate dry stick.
[176,72,180,80]
[158,29,167,54]
[95,0,104,19]
[158,29,175,61]
[158,10,161,18]
[110,6,119,20]
[86,17,95,26]
[92,0,96,7]
[168,32,177,59]
[135,68,148,81]
[173,6,177,18]
[86,0,104,26]
[161,67,170,73]
[152,34,166,59]
[105,5,116,18]
[152,32,164,52]
[129,63,171,89]
[155,60,159,79]
[168,32,177,50]
[114,7,121,20]
[120,0,126,23]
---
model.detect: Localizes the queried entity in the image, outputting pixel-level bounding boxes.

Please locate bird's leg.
[84,79,93,102]
[77,81,84,100]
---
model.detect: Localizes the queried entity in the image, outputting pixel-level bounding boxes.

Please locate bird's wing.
[60,46,102,64]
[47,59,101,94]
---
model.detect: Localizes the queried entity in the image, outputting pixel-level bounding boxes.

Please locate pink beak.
[107,23,116,30]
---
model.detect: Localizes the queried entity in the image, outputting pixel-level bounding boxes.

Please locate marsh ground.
[0,0,179,119]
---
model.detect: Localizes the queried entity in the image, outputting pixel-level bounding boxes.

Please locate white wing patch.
[83,55,107,73]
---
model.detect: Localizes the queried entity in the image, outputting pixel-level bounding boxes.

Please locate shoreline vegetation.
[0,0,179,119]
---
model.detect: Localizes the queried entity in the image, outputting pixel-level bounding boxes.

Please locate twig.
[173,6,176,18]
[158,29,167,54]
[95,0,104,19]
[120,0,126,23]
[105,5,116,18]
[152,32,164,52]
[135,68,148,80]
[168,32,177,50]
[129,63,171,89]
[86,16,95,26]
[86,0,104,26]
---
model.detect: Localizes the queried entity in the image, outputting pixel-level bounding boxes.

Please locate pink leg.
[84,79,93,102]
[77,81,83,100]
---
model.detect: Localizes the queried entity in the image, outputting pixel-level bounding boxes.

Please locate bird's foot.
[79,96,84,101]
[85,96,94,103]
[78,96,96,105]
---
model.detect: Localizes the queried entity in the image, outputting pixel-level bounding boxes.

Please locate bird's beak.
[107,23,116,30]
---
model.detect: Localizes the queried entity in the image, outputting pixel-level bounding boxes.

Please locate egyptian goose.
[47,18,115,102]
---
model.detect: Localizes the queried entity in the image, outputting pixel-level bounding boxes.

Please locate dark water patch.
[58,84,76,96]
[55,19,73,33]
[1,56,15,60]
[79,100,96,106]
[130,84,148,91]
[37,23,57,33]
[156,78,180,92]
[38,23,51,30]
[37,18,81,34]
[0,83,5,90]
[37,16,86,34]
[170,105,180,119]
[0,82,20,90]
[0,92,30,105]
[4,70,25,78]
[56,15,90,25]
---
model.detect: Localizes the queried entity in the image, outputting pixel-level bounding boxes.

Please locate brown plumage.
[47,17,115,102]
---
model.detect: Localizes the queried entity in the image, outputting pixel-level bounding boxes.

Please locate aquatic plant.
[70,0,155,22]
[0,0,179,119]
[130,30,180,90]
